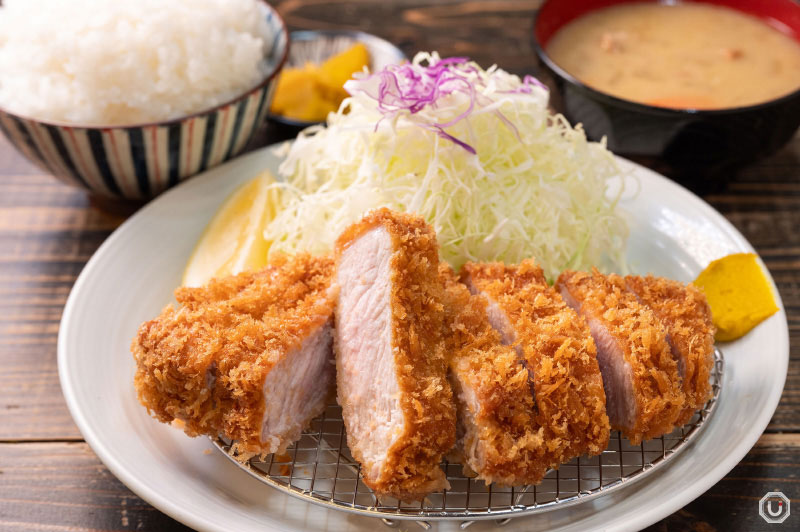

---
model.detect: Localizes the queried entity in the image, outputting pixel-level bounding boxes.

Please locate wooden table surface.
[1,1,798,531]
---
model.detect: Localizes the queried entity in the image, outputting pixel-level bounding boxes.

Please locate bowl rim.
[531,0,800,117]
[0,0,290,131]
[267,29,408,128]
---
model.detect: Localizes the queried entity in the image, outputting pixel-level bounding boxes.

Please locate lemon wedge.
[182,171,282,287]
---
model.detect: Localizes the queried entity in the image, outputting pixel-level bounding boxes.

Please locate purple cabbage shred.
[345,56,546,154]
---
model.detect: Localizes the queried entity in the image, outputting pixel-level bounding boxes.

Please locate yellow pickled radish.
[181,171,283,287]
[692,253,779,341]
[269,43,370,122]
[270,65,340,122]
[320,42,370,92]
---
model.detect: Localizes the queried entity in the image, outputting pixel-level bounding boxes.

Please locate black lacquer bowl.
[533,0,800,187]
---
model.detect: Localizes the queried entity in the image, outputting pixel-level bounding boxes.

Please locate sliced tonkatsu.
[557,269,686,444]
[440,264,549,487]
[132,254,336,457]
[626,275,715,425]
[334,208,456,501]
[462,260,610,468]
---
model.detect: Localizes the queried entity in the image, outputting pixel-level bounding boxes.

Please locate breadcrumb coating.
[556,269,685,444]
[335,208,456,501]
[132,253,336,456]
[626,275,715,425]
[440,264,549,486]
[462,260,610,467]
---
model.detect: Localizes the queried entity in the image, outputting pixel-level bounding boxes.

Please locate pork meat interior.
[440,264,549,486]
[132,253,336,457]
[334,208,456,501]
[626,275,715,425]
[557,269,685,444]
[462,260,610,467]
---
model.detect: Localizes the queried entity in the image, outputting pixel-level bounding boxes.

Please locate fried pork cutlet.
[335,208,456,501]
[440,264,549,487]
[557,269,685,444]
[626,275,715,425]
[462,260,610,468]
[132,253,336,457]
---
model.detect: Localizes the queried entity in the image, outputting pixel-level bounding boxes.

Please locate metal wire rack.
[213,349,723,528]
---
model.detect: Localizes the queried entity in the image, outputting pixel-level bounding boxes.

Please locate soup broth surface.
[545,2,800,109]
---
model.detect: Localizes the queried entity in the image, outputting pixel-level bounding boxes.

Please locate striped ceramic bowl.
[0,3,288,200]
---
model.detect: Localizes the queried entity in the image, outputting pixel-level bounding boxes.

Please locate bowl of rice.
[0,0,289,200]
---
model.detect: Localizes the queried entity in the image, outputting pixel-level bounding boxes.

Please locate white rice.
[0,0,273,125]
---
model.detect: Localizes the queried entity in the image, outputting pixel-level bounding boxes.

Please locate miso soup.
[545,2,800,109]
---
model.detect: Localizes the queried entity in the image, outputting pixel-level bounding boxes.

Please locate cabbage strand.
[264,52,629,280]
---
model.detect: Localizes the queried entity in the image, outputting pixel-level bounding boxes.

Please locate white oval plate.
[58,146,789,532]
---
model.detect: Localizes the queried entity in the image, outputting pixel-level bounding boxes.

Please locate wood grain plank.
[0,344,81,440]
[0,178,117,440]
[644,434,800,532]
[0,443,191,531]
[0,207,122,232]
[274,0,543,75]
[0,436,795,532]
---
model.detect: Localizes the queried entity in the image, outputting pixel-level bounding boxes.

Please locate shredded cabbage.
[264,52,629,280]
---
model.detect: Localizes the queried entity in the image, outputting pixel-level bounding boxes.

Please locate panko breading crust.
[132,253,336,457]
[557,269,685,444]
[462,260,610,467]
[335,208,456,501]
[626,275,715,425]
[440,264,549,486]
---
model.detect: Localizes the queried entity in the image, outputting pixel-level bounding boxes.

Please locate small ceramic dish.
[267,30,407,136]
[532,0,800,186]
[0,1,289,200]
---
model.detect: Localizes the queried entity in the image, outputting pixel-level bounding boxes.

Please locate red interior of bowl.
[535,0,800,47]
